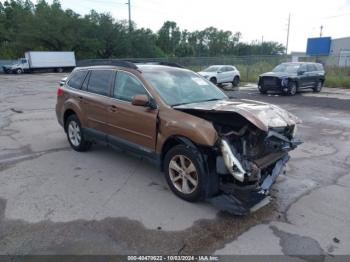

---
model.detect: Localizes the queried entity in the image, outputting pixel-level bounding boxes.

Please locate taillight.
[57,87,63,97]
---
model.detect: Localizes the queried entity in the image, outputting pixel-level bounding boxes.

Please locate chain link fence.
[3,55,350,87]
[79,55,350,85]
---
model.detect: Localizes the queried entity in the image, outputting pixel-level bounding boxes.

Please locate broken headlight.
[292,125,298,137]
[281,78,289,87]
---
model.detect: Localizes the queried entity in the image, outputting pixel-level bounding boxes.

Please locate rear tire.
[232,76,240,87]
[164,144,209,202]
[65,115,92,152]
[313,81,323,92]
[56,67,64,73]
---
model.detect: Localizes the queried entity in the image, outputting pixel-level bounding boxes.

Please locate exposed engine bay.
[174,100,302,215]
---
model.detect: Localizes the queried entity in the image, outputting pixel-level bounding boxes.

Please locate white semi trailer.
[2,51,76,74]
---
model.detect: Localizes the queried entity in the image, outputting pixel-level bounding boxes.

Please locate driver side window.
[113,71,148,102]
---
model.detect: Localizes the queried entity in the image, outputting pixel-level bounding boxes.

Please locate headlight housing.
[281,78,289,87]
[292,125,298,137]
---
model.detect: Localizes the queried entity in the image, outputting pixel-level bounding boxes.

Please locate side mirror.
[298,70,305,75]
[132,95,149,107]
[217,71,222,74]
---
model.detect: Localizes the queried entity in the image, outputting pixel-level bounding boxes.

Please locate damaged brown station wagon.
[56,61,302,215]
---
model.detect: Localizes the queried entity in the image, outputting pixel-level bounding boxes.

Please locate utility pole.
[286,13,291,55]
[126,0,131,32]
[320,25,323,37]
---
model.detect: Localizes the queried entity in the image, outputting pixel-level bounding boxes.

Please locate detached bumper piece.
[208,154,290,215]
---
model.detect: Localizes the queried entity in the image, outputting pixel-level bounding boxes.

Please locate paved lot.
[0,73,349,257]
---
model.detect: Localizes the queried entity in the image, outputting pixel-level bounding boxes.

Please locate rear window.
[87,70,115,96]
[307,64,317,72]
[315,64,324,71]
[68,70,87,89]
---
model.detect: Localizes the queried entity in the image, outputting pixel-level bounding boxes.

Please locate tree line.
[0,0,286,59]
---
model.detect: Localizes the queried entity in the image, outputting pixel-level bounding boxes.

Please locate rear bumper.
[208,154,290,215]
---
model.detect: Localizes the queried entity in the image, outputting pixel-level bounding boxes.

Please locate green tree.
[157,21,181,56]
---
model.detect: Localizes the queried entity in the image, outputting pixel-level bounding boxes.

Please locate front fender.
[156,109,218,154]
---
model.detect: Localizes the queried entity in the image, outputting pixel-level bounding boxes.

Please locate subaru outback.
[56,61,302,215]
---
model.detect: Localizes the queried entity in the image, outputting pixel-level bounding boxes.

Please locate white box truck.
[2,51,76,74]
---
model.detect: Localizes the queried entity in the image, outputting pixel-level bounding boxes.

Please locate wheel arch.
[63,109,77,132]
[160,135,198,171]
[160,135,219,198]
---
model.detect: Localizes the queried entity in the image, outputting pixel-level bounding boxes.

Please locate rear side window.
[113,71,148,102]
[87,70,114,96]
[315,64,324,71]
[68,70,87,89]
[307,64,317,72]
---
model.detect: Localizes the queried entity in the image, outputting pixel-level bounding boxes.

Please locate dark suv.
[56,61,302,215]
[258,62,325,95]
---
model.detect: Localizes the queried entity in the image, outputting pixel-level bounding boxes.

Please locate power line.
[324,11,350,19]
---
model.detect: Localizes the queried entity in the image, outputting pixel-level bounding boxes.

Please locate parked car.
[258,62,325,96]
[198,65,240,86]
[56,61,301,215]
[2,51,76,74]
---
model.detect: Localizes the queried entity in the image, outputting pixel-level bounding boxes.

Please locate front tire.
[164,145,208,202]
[313,81,323,92]
[210,77,217,85]
[15,68,23,74]
[258,85,267,94]
[66,115,91,152]
[287,82,297,96]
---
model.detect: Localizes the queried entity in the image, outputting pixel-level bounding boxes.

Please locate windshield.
[142,68,227,106]
[272,64,300,73]
[203,66,221,72]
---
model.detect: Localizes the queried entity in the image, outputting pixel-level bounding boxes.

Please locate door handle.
[108,105,118,113]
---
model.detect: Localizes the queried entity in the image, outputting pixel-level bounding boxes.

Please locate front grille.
[262,77,281,88]
[270,126,293,139]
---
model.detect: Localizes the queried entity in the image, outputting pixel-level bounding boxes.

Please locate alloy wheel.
[68,120,81,147]
[168,155,199,194]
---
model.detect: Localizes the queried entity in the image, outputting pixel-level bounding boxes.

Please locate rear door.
[216,66,225,83]
[225,66,235,82]
[306,64,318,87]
[106,70,158,153]
[83,69,115,135]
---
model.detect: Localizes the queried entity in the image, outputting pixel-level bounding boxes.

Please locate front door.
[298,64,309,88]
[106,70,158,152]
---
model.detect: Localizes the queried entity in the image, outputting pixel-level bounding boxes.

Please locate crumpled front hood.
[260,71,297,78]
[174,99,301,132]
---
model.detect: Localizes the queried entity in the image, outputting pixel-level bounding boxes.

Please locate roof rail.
[77,59,138,70]
[125,60,184,68]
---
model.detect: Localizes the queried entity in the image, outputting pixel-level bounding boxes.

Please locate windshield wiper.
[172,98,224,107]
[171,102,193,107]
[199,98,223,103]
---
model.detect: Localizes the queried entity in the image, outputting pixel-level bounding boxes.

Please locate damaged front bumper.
[209,154,290,215]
